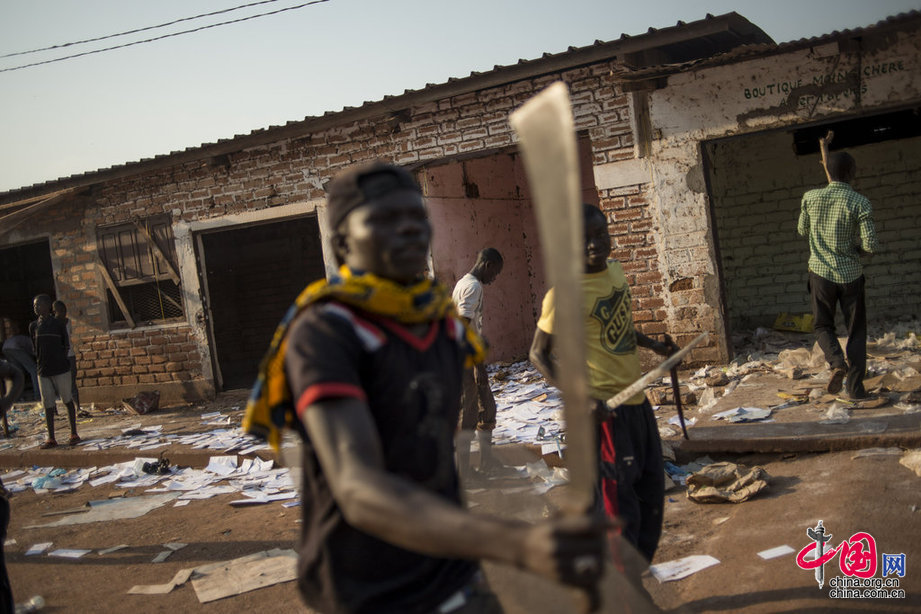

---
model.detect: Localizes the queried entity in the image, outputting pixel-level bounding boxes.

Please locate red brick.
[641,321,668,335]
[633,309,653,322]
[612,208,643,221]
[637,297,665,310]
[635,272,663,285]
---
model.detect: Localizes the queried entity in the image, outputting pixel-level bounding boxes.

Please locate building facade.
[1,12,918,403]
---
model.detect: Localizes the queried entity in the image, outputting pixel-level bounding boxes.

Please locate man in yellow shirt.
[530,203,676,564]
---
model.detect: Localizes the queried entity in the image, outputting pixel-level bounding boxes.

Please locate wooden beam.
[133,222,181,285]
[0,187,78,212]
[97,262,137,329]
[0,188,83,238]
[157,288,183,313]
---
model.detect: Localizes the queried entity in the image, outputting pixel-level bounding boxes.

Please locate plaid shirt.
[797,181,879,283]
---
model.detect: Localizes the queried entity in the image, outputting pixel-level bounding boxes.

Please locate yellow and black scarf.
[243,266,486,451]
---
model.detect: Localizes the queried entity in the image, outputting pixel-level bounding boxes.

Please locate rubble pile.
[487,320,921,447]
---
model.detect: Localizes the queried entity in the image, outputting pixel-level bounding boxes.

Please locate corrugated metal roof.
[618,10,921,81]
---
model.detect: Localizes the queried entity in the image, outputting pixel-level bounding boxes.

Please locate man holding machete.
[245,161,607,614]
[530,203,678,564]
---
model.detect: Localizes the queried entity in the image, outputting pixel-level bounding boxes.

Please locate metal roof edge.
[1,11,771,201]
[619,10,921,81]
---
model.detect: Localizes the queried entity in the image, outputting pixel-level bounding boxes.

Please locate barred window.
[97,216,184,328]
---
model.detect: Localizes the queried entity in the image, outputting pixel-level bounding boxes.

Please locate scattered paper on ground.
[758,545,795,560]
[29,493,180,528]
[190,548,298,603]
[6,454,295,511]
[205,455,237,476]
[129,568,194,595]
[49,548,92,558]
[650,554,720,582]
[819,405,850,425]
[668,414,696,428]
[489,363,565,447]
[25,542,52,556]
[127,549,296,600]
[711,407,772,423]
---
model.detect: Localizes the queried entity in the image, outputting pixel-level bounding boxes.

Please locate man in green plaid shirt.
[798,145,879,399]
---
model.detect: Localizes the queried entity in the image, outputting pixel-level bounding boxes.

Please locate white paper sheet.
[757,545,795,560]
[25,542,52,556]
[650,555,720,582]
[50,548,92,559]
[205,456,238,476]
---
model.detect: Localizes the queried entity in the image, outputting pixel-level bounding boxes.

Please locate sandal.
[39,439,57,449]
[68,435,82,446]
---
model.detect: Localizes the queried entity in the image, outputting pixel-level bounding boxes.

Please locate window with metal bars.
[96,215,184,328]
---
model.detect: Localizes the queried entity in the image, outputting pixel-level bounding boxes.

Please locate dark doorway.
[703,114,921,335]
[0,240,55,335]
[198,216,326,390]
[0,240,55,400]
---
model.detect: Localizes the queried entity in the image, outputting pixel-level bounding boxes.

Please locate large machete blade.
[510,82,593,515]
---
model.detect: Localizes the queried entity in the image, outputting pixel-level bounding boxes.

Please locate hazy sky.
[1,0,919,193]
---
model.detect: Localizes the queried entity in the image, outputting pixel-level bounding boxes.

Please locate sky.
[1,0,920,193]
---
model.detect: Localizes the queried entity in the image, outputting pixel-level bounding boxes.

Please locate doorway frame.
[172,199,334,392]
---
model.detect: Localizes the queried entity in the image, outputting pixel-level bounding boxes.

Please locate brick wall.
[31,59,648,402]
[79,327,200,388]
[598,184,664,333]
[852,137,921,319]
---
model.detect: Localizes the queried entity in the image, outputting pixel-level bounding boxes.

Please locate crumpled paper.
[898,449,921,478]
[686,461,769,503]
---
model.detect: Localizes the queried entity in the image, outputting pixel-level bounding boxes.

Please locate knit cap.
[326,161,421,229]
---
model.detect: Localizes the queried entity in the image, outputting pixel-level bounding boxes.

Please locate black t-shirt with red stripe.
[285,300,476,614]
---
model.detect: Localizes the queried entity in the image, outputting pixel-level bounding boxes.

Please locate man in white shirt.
[452,248,503,478]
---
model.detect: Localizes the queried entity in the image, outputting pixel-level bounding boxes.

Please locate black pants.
[808,272,868,396]
[596,399,664,563]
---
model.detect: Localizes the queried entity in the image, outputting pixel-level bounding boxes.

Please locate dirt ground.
[5,440,921,613]
[2,327,920,613]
